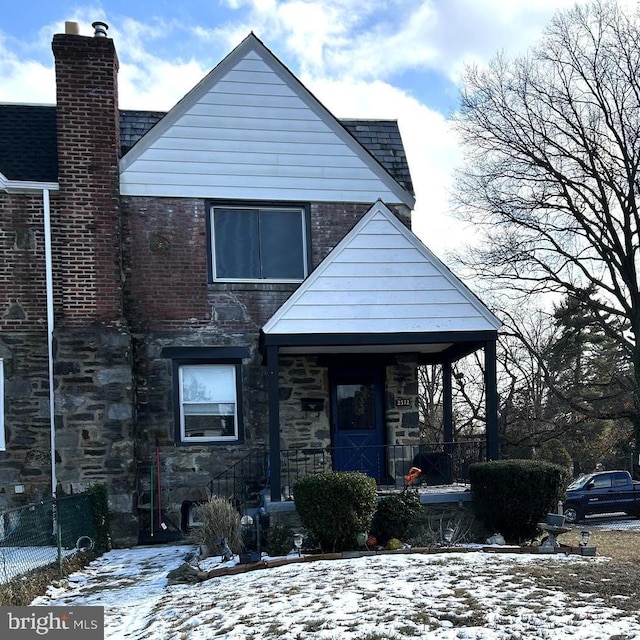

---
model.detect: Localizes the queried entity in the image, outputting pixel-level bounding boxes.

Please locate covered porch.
[259,202,502,504]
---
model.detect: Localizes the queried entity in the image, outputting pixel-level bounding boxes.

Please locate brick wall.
[52,32,122,326]
[0,192,54,330]
[122,198,411,331]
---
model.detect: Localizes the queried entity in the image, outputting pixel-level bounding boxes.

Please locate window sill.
[208,281,301,292]
[178,438,241,446]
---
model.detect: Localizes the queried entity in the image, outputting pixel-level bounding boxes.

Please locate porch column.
[442,361,454,450]
[266,344,282,502]
[484,339,499,460]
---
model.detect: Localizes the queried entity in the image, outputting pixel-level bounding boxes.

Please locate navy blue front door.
[330,367,385,482]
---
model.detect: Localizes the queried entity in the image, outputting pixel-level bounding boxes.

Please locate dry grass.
[0,552,95,606]
[186,496,244,554]
[561,528,639,562]
[511,528,640,614]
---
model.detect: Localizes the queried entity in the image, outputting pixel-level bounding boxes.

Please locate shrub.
[370,490,422,544]
[187,496,243,554]
[88,483,111,553]
[265,522,294,556]
[469,459,569,543]
[293,472,377,552]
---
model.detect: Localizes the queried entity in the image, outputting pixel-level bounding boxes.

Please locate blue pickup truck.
[563,470,640,523]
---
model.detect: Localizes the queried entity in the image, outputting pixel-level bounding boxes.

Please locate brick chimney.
[52,22,123,326]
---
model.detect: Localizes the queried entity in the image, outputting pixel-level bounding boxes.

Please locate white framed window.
[178,364,240,443]
[0,358,4,450]
[210,204,309,281]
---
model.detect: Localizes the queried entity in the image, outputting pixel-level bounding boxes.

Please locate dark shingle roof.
[120,110,165,156]
[342,119,413,195]
[0,105,58,182]
[1,107,413,195]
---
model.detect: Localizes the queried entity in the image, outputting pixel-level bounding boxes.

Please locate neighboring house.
[0,23,501,543]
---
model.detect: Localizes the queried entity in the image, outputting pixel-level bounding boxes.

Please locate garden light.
[580,530,591,547]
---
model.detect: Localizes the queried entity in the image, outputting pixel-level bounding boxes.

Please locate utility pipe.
[43,189,57,500]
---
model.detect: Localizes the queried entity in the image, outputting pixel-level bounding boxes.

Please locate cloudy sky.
[1,0,583,256]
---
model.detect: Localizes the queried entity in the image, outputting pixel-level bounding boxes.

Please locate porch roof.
[261,201,501,362]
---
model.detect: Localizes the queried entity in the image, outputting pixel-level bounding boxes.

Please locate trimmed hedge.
[294,472,377,552]
[469,459,569,543]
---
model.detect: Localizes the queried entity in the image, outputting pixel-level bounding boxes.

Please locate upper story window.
[209,203,309,282]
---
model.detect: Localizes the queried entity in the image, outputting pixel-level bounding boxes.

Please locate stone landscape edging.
[194,544,595,581]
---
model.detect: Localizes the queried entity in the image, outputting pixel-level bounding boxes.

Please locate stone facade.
[119,194,417,528]
[0,29,421,545]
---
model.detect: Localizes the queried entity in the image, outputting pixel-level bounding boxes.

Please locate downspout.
[43,188,57,499]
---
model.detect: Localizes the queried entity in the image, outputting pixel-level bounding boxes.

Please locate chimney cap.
[64,21,80,35]
[92,21,109,38]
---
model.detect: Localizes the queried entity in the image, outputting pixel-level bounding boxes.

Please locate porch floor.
[262,483,472,515]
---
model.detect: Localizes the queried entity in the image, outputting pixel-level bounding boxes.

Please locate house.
[0,22,501,544]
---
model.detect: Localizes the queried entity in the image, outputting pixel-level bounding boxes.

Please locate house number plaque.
[395,398,412,407]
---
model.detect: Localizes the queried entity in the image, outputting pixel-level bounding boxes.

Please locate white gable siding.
[120,45,411,205]
[263,203,501,336]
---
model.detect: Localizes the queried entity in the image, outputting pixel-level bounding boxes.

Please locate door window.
[336,383,375,430]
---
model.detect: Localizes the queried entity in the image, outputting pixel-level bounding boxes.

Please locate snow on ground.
[31,534,640,640]
[0,546,77,584]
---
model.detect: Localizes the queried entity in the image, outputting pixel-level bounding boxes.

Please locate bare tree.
[417,364,443,442]
[454,0,640,450]
[451,353,486,440]
[498,308,558,454]
[418,356,486,444]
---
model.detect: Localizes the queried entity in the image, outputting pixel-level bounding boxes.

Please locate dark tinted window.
[213,206,306,280]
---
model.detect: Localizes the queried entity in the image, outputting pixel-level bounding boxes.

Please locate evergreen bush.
[469,459,570,543]
[88,483,111,553]
[370,490,422,544]
[265,522,294,556]
[293,472,377,552]
[538,438,573,472]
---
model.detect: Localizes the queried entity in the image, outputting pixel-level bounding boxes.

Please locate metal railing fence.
[210,441,486,507]
[280,441,486,494]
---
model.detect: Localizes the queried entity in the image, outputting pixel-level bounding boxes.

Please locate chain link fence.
[0,493,99,586]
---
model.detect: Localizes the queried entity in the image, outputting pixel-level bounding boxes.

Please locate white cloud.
[0,35,55,104]
[306,75,463,257]
[0,0,608,256]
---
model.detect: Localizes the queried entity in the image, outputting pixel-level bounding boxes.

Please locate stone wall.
[0,331,52,508]
[53,327,137,542]
[0,327,137,543]
[131,329,267,531]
